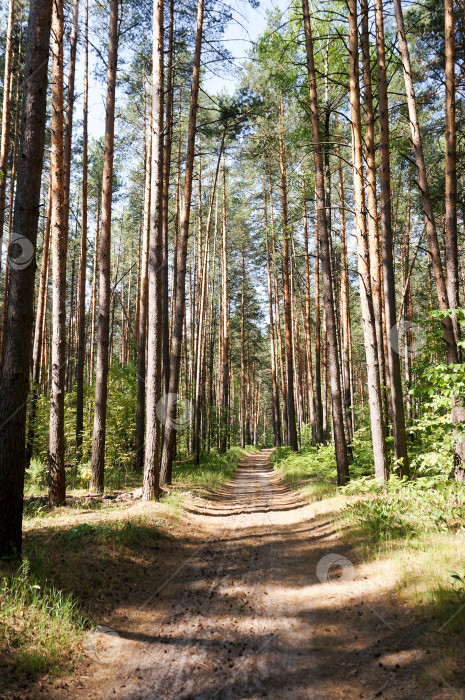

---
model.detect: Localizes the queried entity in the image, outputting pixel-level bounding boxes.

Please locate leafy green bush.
[346,497,411,542]
[343,476,465,540]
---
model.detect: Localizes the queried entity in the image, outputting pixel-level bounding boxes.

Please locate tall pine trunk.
[392,0,458,363]
[348,0,388,483]
[89,0,119,493]
[48,0,67,507]
[142,0,164,501]
[360,0,388,422]
[160,0,205,485]
[0,0,53,557]
[219,158,230,452]
[302,175,317,443]
[161,0,174,397]
[0,0,16,271]
[278,103,298,451]
[337,150,354,442]
[134,95,152,472]
[264,186,281,447]
[302,0,348,483]
[374,0,409,476]
[76,0,88,462]
[26,184,52,466]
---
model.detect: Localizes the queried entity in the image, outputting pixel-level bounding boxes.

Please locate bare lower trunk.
[160,0,204,485]
[302,175,317,443]
[88,200,100,379]
[76,0,88,462]
[337,151,354,442]
[278,102,298,451]
[302,0,348,483]
[348,0,388,483]
[374,0,409,476]
[161,0,174,398]
[240,248,246,449]
[264,186,281,447]
[48,0,67,507]
[360,0,388,423]
[0,0,52,557]
[134,95,152,472]
[219,161,230,452]
[143,0,164,501]
[89,0,119,493]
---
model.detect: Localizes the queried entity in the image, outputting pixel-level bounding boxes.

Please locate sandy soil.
[55,450,460,700]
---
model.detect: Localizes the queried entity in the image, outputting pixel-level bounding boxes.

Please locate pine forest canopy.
[0,0,464,557]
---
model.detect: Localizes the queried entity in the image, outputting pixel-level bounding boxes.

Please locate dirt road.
[75,450,448,700]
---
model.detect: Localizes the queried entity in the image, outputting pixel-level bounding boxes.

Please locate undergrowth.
[0,559,85,684]
[173,445,260,493]
[272,416,465,644]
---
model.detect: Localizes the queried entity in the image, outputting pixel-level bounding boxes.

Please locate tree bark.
[301,175,317,443]
[240,247,246,449]
[337,149,354,442]
[143,0,164,501]
[63,0,79,237]
[278,101,298,451]
[374,0,410,477]
[219,159,230,452]
[134,95,152,472]
[348,0,388,483]
[161,0,174,398]
[0,39,21,378]
[76,0,88,462]
[48,0,67,507]
[392,0,458,364]
[301,0,349,483]
[0,0,52,557]
[445,0,460,345]
[89,0,119,493]
[88,198,100,379]
[0,0,16,271]
[160,0,205,485]
[360,0,388,422]
[264,185,281,447]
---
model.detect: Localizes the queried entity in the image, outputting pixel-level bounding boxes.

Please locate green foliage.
[0,559,84,680]
[32,363,138,489]
[271,443,338,501]
[343,476,465,541]
[173,445,260,492]
[347,497,410,542]
[24,459,48,495]
[52,518,163,551]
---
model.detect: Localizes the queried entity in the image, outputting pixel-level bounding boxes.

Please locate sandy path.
[74,450,452,700]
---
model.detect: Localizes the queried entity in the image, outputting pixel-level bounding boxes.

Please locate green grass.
[46,517,166,551]
[270,444,339,501]
[0,559,85,683]
[172,445,260,493]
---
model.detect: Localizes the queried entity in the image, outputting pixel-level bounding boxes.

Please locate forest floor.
[2,449,464,699]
